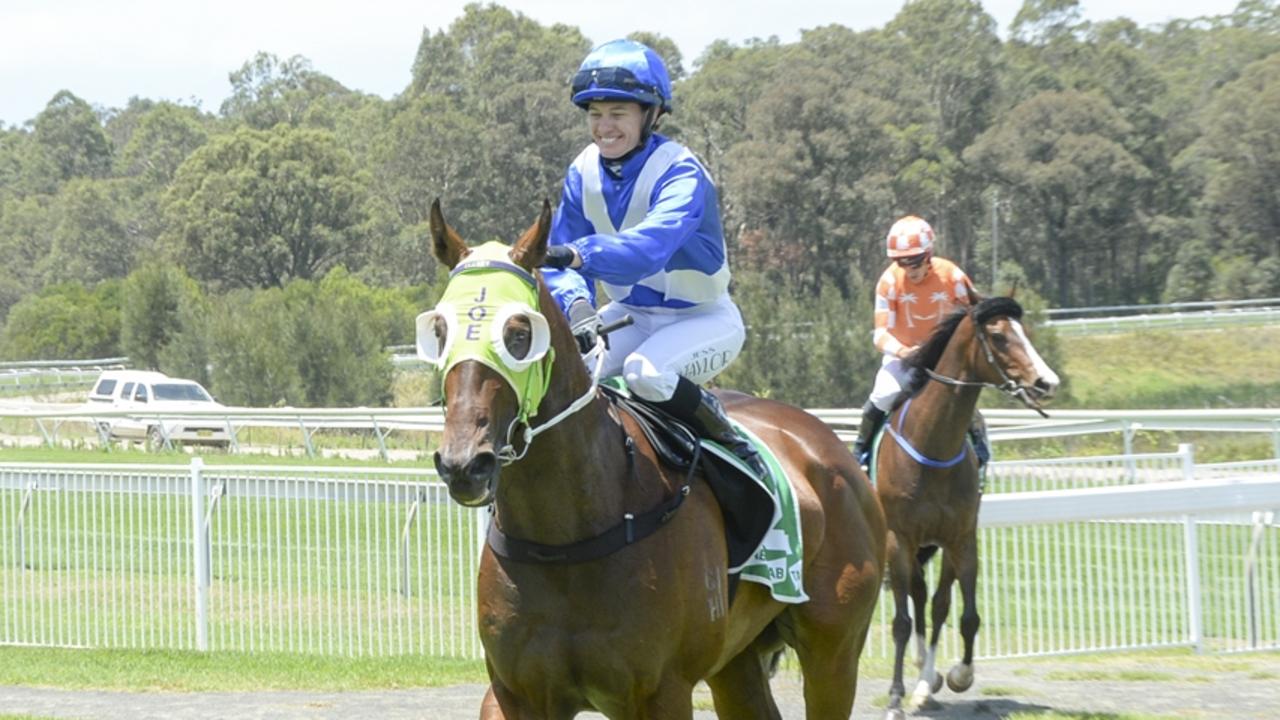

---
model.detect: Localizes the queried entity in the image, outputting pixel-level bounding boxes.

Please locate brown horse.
[421,199,885,719]
[875,296,1059,720]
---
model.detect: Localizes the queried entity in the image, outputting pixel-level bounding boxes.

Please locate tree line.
[0,0,1277,408]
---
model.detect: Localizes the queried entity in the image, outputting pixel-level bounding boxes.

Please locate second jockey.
[852,215,992,469]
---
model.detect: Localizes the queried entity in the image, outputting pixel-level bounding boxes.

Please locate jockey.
[540,39,766,478]
[852,215,992,469]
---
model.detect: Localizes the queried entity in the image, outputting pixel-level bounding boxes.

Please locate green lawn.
[1054,324,1280,410]
[0,646,485,691]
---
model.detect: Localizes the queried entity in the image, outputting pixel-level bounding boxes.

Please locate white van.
[88,370,231,450]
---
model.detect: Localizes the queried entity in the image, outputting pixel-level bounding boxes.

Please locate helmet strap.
[639,105,663,144]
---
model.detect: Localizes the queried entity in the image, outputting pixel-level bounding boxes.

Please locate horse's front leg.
[908,556,929,672]
[883,536,914,720]
[483,683,574,720]
[707,641,783,720]
[481,686,506,719]
[946,537,981,693]
[620,678,696,720]
[911,558,955,707]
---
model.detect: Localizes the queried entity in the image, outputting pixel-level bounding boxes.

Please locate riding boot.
[852,401,887,469]
[655,376,768,478]
[968,410,991,469]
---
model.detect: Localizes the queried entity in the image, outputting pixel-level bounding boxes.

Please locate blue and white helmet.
[570,39,673,112]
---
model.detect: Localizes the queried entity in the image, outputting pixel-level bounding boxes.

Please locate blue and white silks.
[544,133,731,314]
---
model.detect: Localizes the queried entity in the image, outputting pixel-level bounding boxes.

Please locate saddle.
[601,384,776,572]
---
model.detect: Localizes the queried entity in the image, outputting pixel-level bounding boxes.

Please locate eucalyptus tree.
[721,270,879,407]
[203,270,402,407]
[1178,52,1280,295]
[120,262,209,375]
[221,52,359,130]
[1146,1,1280,155]
[162,124,369,290]
[0,281,120,360]
[32,90,112,183]
[0,194,52,321]
[965,89,1149,307]
[715,29,898,297]
[395,3,586,248]
[675,38,789,210]
[40,178,138,288]
[878,0,1003,273]
[117,102,210,185]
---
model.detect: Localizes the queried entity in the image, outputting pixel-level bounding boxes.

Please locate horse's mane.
[892,296,1024,409]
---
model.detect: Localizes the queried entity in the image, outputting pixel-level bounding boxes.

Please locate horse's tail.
[917,544,940,566]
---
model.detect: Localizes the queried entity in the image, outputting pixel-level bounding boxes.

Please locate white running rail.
[2,447,1277,660]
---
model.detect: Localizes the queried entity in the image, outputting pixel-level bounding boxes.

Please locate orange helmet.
[885,215,934,258]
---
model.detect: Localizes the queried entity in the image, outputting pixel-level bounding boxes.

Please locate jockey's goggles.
[571,66,661,103]
[896,253,929,269]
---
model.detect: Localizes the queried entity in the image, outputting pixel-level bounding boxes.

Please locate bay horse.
[875,296,1059,719]
[421,199,886,719]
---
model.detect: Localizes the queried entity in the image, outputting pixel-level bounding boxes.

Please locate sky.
[1,0,1244,127]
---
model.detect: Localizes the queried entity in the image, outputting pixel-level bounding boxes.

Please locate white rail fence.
[4,405,1280,461]
[2,448,1277,660]
[0,358,128,396]
[1043,297,1280,335]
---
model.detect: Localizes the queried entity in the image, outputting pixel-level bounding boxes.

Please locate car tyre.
[146,426,168,452]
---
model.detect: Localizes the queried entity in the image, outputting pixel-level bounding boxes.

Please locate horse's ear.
[429,198,468,270]
[1007,278,1020,299]
[510,199,552,272]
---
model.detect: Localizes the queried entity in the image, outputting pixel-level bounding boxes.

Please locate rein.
[495,339,607,465]
[922,309,1050,418]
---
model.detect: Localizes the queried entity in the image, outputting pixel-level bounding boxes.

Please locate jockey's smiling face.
[587,101,645,159]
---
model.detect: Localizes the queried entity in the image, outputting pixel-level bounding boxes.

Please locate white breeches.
[869,355,919,411]
[597,296,746,402]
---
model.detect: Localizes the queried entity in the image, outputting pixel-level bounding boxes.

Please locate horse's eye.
[503,315,534,360]
[432,315,449,345]
[990,331,1008,348]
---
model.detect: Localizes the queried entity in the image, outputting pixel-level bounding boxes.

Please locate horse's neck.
[491,392,647,546]
[901,338,982,452]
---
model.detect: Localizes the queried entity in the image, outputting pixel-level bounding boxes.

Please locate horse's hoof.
[908,679,933,708]
[947,663,974,693]
[930,670,944,694]
[884,708,907,720]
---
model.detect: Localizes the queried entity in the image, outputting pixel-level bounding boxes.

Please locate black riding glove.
[543,245,576,270]
[566,298,600,355]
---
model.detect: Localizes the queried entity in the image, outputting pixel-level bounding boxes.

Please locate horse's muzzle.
[1031,376,1058,400]
[434,449,499,507]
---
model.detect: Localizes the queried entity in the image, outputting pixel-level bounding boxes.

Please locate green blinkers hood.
[429,242,554,422]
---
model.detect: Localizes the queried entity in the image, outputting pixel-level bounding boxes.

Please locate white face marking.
[1010,319,1060,389]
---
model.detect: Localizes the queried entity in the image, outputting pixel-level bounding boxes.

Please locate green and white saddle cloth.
[699,421,808,603]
